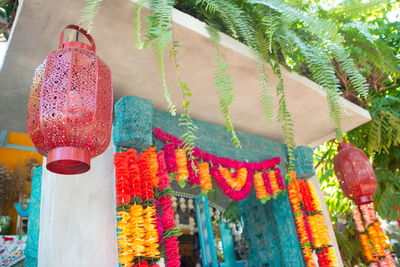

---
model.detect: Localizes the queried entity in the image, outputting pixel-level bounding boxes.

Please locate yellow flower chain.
[143,206,160,258]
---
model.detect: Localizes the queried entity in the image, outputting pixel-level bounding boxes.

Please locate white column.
[310,176,344,267]
[38,144,117,267]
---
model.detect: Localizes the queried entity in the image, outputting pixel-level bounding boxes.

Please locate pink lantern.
[27,25,113,175]
[333,142,377,205]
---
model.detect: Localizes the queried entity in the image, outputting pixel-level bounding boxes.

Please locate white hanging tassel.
[188,199,194,210]
[174,213,180,227]
[189,217,196,235]
[209,207,214,218]
[215,209,221,221]
[172,196,177,210]
[179,197,186,212]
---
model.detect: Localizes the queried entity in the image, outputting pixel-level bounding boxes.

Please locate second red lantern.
[333,142,377,205]
[27,25,113,175]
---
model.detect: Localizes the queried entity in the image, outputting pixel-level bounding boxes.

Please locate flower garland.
[153,128,286,202]
[187,157,200,186]
[157,150,181,267]
[153,128,280,171]
[353,203,396,266]
[301,179,337,267]
[198,162,212,194]
[254,172,269,203]
[253,169,286,203]
[218,167,247,190]
[175,149,189,188]
[114,149,160,267]
[288,172,338,267]
[287,171,315,267]
[211,166,254,201]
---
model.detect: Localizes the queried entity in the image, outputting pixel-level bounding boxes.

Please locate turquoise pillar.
[25,166,42,267]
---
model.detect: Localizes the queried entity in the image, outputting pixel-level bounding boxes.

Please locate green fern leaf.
[207,26,241,148]
[80,0,103,33]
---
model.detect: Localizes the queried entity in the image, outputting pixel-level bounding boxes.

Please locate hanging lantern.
[27,25,113,175]
[333,142,377,205]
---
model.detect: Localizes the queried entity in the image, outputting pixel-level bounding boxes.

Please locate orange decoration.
[287,172,315,266]
[254,172,268,200]
[198,162,212,192]
[218,167,247,190]
[268,170,280,195]
[175,149,189,183]
[359,233,377,262]
[147,147,159,187]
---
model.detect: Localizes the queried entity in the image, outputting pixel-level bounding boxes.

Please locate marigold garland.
[267,170,280,195]
[288,172,338,267]
[115,149,160,267]
[129,205,146,257]
[143,205,160,258]
[198,162,212,193]
[358,233,377,262]
[211,166,253,201]
[138,150,155,201]
[187,157,200,186]
[164,143,178,173]
[287,172,315,267]
[303,179,336,267]
[148,147,159,187]
[352,203,395,266]
[153,128,280,170]
[157,150,181,267]
[127,149,142,199]
[254,172,269,203]
[117,211,135,266]
[175,148,189,187]
[218,167,247,190]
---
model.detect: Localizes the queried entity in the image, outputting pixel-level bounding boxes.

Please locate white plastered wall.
[38,143,118,267]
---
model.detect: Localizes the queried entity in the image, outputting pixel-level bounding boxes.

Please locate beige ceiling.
[0,0,370,147]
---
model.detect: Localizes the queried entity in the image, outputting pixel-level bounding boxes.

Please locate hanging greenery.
[80,0,103,32]
[79,0,394,169]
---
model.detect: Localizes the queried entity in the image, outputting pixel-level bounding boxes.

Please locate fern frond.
[257,62,274,124]
[281,28,344,140]
[330,0,389,17]
[271,62,295,169]
[341,23,400,74]
[368,110,400,154]
[259,7,280,54]
[207,26,241,148]
[134,0,147,49]
[80,0,103,33]
[249,0,341,42]
[147,0,176,115]
[196,0,256,49]
[170,37,199,153]
[327,43,369,98]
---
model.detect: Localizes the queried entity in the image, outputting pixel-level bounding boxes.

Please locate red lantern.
[27,25,113,175]
[333,142,377,205]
